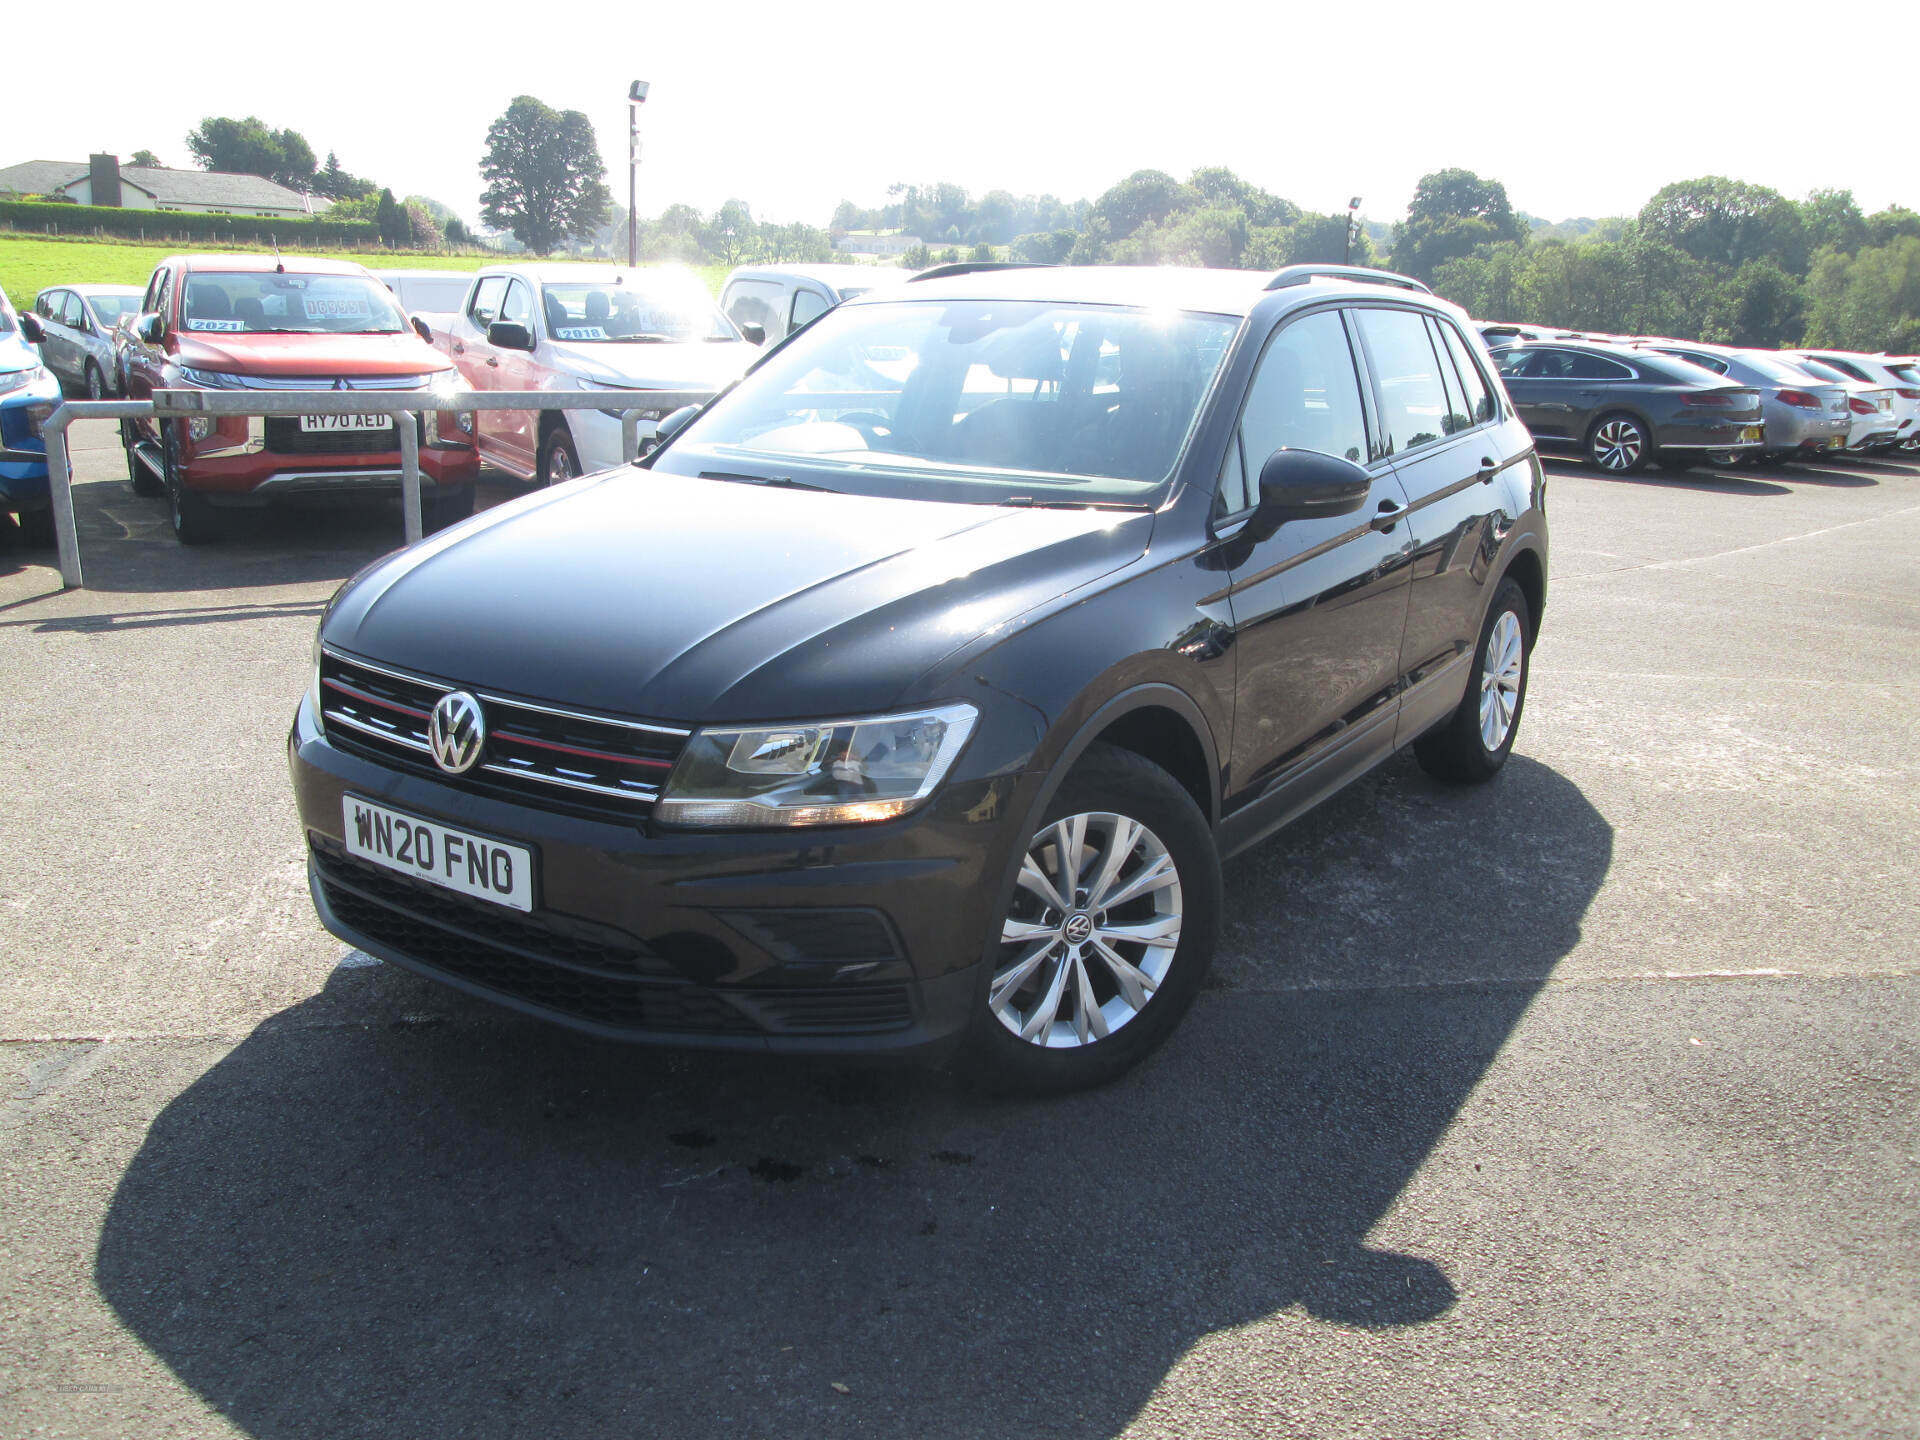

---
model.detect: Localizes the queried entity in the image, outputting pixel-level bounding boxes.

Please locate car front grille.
[319,647,688,819]
[265,414,426,456]
[315,845,914,1038]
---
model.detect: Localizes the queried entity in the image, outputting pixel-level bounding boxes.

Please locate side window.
[1425,316,1471,435]
[63,292,87,328]
[469,276,506,329]
[36,291,58,319]
[1565,353,1634,380]
[501,279,533,328]
[1519,349,1571,379]
[153,271,173,329]
[1668,350,1728,375]
[722,279,783,338]
[141,270,163,315]
[1354,308,1452,456]
[789,288,831,333]
[1438,321,1496,424]
[1216,431,1249,515]
[1236,309,1370,492]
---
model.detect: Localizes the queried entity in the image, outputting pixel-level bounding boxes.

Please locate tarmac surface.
[2,423,1916,1439]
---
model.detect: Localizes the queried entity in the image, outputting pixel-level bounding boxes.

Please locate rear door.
[492,278,541,469]
[1218,306,1413,815]
[45,291,82,383]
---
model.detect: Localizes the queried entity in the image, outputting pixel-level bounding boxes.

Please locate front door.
[1219,306,1413,816]
[492,277,540,471]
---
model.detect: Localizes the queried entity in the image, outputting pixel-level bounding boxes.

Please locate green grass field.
[0,235,728,306]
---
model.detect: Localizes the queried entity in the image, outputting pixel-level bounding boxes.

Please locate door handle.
[1369,499,1404,532]
[452,341,465,354]
[486,356,499,368]
[1477,455,1499,483]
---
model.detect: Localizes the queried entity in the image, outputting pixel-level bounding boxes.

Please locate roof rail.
[906,261,1054,283]
[1264,265,1432,295]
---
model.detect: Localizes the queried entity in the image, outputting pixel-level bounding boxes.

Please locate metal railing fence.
[38,387,714,589]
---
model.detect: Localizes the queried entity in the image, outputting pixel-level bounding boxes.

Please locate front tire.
[161,424,221,545]
[965,744,1221,1094]
[124,420,164,496]
[1588,414,1650,474]
[538,424,581,487]
[1414,577,1532,784]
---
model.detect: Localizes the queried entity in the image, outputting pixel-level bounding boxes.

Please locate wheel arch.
[1026,683,1223,834]
[1499,543,1547,634]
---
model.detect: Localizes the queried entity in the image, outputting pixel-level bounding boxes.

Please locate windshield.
[541,279,733,343]
[657,299,1239,504]
[86,292,143,329]
[181,272,407,335]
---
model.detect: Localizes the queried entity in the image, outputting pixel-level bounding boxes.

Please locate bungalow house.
[0,154,330,218]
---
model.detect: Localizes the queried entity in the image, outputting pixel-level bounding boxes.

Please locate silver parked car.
[1635,342,1851,461]
[31,285,143,398]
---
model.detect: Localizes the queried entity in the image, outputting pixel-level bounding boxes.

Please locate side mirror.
[1249,448,1372,538]
[18,313,44,344]
[654,405,699,447]
[138,313,165,345]
[739,321,766,346]
[487,320,534,352]
[410,315,433,343]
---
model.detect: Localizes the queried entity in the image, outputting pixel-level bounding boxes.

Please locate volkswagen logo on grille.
[428,691,486,775]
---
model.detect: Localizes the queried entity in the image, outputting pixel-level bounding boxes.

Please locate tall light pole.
[1345,196,1362,265]
[627,80,649,267]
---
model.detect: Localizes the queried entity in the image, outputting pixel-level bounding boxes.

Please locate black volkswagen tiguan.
[291,264,1548,1092]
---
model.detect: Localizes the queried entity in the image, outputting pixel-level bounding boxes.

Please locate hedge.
[0,199,378,247]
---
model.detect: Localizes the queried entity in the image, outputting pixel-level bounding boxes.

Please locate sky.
[13,0,1919,234]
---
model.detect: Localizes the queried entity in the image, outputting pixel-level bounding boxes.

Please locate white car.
[373,270,478,336]
[434,264,758,483]
[721,264,914,348]
[1785,350,1917,451]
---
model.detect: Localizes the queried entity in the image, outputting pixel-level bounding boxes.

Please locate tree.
[479,95,611,255]
[1701,259,1806,349]
[702,199,758,266]
[1092,170,1198,240]
[185,116,317,190]
[1186,167,1298,228]
[314,151,376,202]
[1392,169,1526,281]
[1637,177,1806,274]
[374,190,410,249]
[1800,189,1867,256]
[1802,237,1920,351]
[130,150,163,169]
[1010,230,1076,265]
[444,216,473,247]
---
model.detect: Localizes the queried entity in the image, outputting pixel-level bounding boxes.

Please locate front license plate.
[341,795,533,912]
[301,413,393,432]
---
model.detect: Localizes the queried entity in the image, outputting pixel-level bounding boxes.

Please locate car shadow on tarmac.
[94,754,1611,1439]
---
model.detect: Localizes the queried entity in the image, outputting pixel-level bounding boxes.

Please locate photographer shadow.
[95,753,1609,1439]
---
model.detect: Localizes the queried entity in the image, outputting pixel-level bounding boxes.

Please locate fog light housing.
[25,402,55,437]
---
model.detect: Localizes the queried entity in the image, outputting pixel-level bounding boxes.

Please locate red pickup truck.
[117,255,478,543]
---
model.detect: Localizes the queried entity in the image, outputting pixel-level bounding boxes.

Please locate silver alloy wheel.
[1592,419,1644,472]
[547,440,575,483]
[992,810,1183,1048]
[1479,610,1524,751]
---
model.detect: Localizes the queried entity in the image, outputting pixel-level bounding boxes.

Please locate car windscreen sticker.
[555,326,609,341]
[304,295,372,320]
[187,318,247,331]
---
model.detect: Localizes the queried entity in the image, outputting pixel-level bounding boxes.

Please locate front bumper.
[0,388,54,505]
[178,421,479,498]
[289,695,1017,1055]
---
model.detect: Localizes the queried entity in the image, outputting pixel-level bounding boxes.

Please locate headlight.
[177,366,246,390]
[655,703,977,827]
[0,365,48,395]
[428,372,475,442]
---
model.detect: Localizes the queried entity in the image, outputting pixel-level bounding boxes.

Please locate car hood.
[540,338,757,391]
[173,331,455,379]
[325,472,1153,722]
[0,331,37,371]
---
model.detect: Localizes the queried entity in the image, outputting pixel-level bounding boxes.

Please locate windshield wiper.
[999,496,1152,511]
[698,471,831,492]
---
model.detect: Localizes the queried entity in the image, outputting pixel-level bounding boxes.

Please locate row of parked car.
[1473,321,1919,474]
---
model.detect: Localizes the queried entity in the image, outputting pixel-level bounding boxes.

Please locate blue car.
[1,282,61,545]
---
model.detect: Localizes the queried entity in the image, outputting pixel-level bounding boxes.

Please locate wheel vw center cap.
[1063,912,1094,945]
[428,691,487,775]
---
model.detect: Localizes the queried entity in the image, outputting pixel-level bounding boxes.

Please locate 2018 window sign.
[341,796,534,911]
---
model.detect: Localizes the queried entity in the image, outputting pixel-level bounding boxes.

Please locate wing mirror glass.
[410,315,433,344]
[1248,448,1372,539]
[18,313,44,344]
[486,320,534,352]
[138,313,165,345]
[739,321,766,346]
